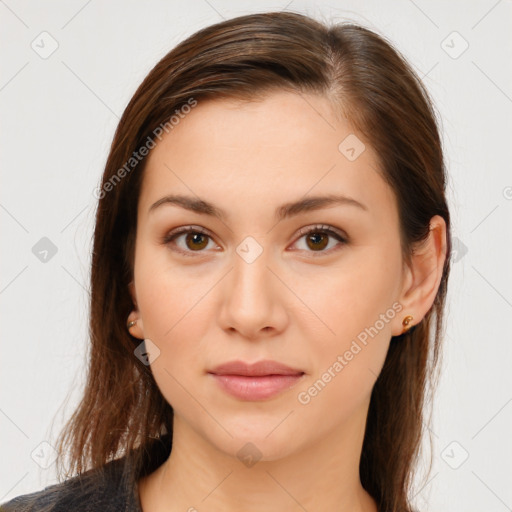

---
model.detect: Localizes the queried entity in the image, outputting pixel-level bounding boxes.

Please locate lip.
[207,359,305,401]
[208,359,304,377]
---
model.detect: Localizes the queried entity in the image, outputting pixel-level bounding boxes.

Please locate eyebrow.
[148,193,368,221]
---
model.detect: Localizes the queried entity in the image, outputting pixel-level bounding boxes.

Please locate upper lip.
[208,359,304,377]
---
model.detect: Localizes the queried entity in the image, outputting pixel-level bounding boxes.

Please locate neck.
[138,399,378,512]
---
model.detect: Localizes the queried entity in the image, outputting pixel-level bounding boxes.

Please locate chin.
[205,427,302,464]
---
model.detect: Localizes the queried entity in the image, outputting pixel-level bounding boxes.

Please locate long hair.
[50,11,451,512]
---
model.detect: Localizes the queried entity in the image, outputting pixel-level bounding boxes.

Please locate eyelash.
[162,224,347,258]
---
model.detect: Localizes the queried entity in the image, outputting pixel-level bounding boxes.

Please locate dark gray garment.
[0,434,173,512]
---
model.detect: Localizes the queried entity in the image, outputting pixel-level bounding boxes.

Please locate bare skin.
[128,90,447,512]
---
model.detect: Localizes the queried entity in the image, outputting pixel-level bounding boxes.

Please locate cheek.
[297,245,400,335]
[137,271,212,410]
[292,247,401,403]
[135,256,216,385]
[136,247,214,338]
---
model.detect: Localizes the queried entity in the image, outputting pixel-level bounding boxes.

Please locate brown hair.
[50,10,451,512]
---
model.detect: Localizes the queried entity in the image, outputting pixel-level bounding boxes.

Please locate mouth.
[207,359,305,401]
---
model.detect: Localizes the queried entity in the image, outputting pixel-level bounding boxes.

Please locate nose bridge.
[230,243,273,310]
[218,239,287,336]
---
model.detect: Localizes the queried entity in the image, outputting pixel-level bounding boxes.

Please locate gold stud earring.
[401,315,414,334]
[127,320,137,330]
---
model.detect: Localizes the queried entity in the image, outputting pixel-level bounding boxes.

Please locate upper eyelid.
[296,224,347,239]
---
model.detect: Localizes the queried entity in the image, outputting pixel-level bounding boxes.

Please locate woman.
[1,10,450,512]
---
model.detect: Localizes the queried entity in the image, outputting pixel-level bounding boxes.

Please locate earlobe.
[394,215,447,334]
[127,280,144,339]
[127,315,145,339]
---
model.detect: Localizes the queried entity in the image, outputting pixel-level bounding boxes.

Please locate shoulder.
[0,458,139,512]
[0,434,172,512]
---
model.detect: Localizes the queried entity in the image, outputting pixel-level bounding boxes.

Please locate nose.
[217,246,289,340]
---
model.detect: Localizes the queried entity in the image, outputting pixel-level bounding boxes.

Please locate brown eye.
[293,224,347,255]
[163,226,216,256]
[305,232,329,251]
[184,232,209,251]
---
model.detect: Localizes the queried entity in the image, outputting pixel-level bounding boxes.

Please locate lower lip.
[209,373,305,400]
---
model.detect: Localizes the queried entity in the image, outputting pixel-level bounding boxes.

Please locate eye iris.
[306,232,328,251]
[186,232,208,250]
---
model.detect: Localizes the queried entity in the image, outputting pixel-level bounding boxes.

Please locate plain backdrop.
[1,1,511,510]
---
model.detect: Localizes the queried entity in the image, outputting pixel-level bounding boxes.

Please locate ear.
[127,280,145,340]
[392,215,447,335]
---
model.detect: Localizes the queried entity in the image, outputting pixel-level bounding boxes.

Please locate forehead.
[139,90,395,223]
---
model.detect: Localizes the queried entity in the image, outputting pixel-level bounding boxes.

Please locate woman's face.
[129,90,408,460]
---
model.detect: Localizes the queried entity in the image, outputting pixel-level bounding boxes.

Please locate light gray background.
[1,1,511,510]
